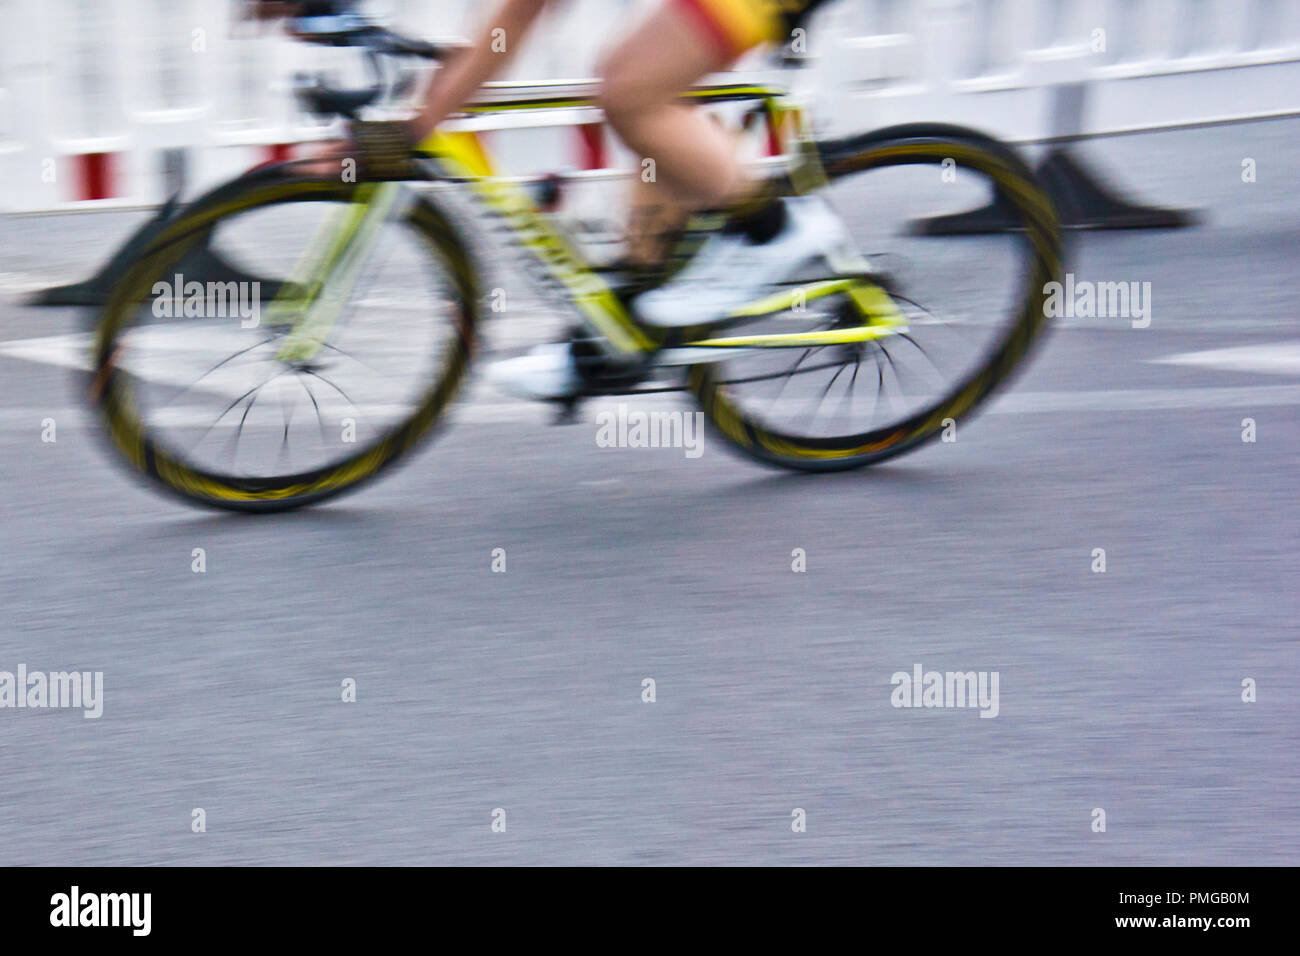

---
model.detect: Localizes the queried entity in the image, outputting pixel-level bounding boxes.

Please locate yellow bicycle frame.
[276,81,906,363]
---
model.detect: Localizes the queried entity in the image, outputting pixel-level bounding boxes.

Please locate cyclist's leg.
[595,0,779,209]
[622,112,740,268]
[603,1,863,328]
[488,2,804,397]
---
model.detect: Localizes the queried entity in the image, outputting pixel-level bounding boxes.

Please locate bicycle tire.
[689,123,1062,471]
[89,171,481,512]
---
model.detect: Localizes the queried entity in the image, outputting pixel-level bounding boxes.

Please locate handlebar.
[290,14,465,61]
[288,15,468,119]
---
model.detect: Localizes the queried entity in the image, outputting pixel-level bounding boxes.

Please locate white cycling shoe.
[632,195,866,329]
[485,342,584,402]
[486,196,864,401]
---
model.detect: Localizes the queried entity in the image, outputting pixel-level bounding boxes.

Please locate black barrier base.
[913,147,1198,235]
[28,196,282,307]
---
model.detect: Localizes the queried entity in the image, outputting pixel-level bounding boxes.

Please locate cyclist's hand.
[242,1,303,21]
[292,123,420,181]
[295,138,357,179]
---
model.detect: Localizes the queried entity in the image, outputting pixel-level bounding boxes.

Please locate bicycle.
[88,16,1062,512]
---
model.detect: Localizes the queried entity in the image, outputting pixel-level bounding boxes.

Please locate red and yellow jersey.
[676,0,831,59]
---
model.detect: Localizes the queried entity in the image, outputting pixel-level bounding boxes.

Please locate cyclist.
[290,0,850,399]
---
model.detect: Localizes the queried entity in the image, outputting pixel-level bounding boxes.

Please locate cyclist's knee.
[596,61,647,134]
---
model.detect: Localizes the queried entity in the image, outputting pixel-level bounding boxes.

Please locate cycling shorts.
[675,0,831,59]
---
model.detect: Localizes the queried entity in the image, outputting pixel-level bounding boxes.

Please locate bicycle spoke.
[276,379,297,466]
[831,353,862,425]
[152,334,281,410]
[317,340,385,377]
[298,374,330,445]
[804,358,850,431]
[224,368,296,467]
[189,366,292,458]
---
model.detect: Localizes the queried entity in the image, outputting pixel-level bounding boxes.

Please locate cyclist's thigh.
[598,1,777,108]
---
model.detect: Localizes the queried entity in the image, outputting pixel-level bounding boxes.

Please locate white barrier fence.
[1,0,1298,213]
[819,0,1300,139]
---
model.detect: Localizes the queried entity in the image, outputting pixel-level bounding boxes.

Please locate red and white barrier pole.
[70,152,116,202]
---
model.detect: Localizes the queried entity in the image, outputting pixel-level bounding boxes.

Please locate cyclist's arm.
[405,0,552,144]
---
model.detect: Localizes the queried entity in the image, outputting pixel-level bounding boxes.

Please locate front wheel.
[90,172,482,512]
[690,124,1062,470]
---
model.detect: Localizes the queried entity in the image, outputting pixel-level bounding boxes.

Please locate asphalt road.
[0,118,1296,865]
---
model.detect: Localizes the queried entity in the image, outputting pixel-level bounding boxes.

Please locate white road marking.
[0,332,92,371]
[1148,341,1300,376]
[987,383,1300,413]
[5,332,1300,434]
[3,383,1299,434]
[0,272,82,297]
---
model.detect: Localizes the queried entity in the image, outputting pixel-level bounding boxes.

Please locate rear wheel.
[690,124,1062,470]
[90,173,481,512]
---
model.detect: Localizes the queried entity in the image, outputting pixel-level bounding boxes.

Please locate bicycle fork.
[271,182,411,364]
